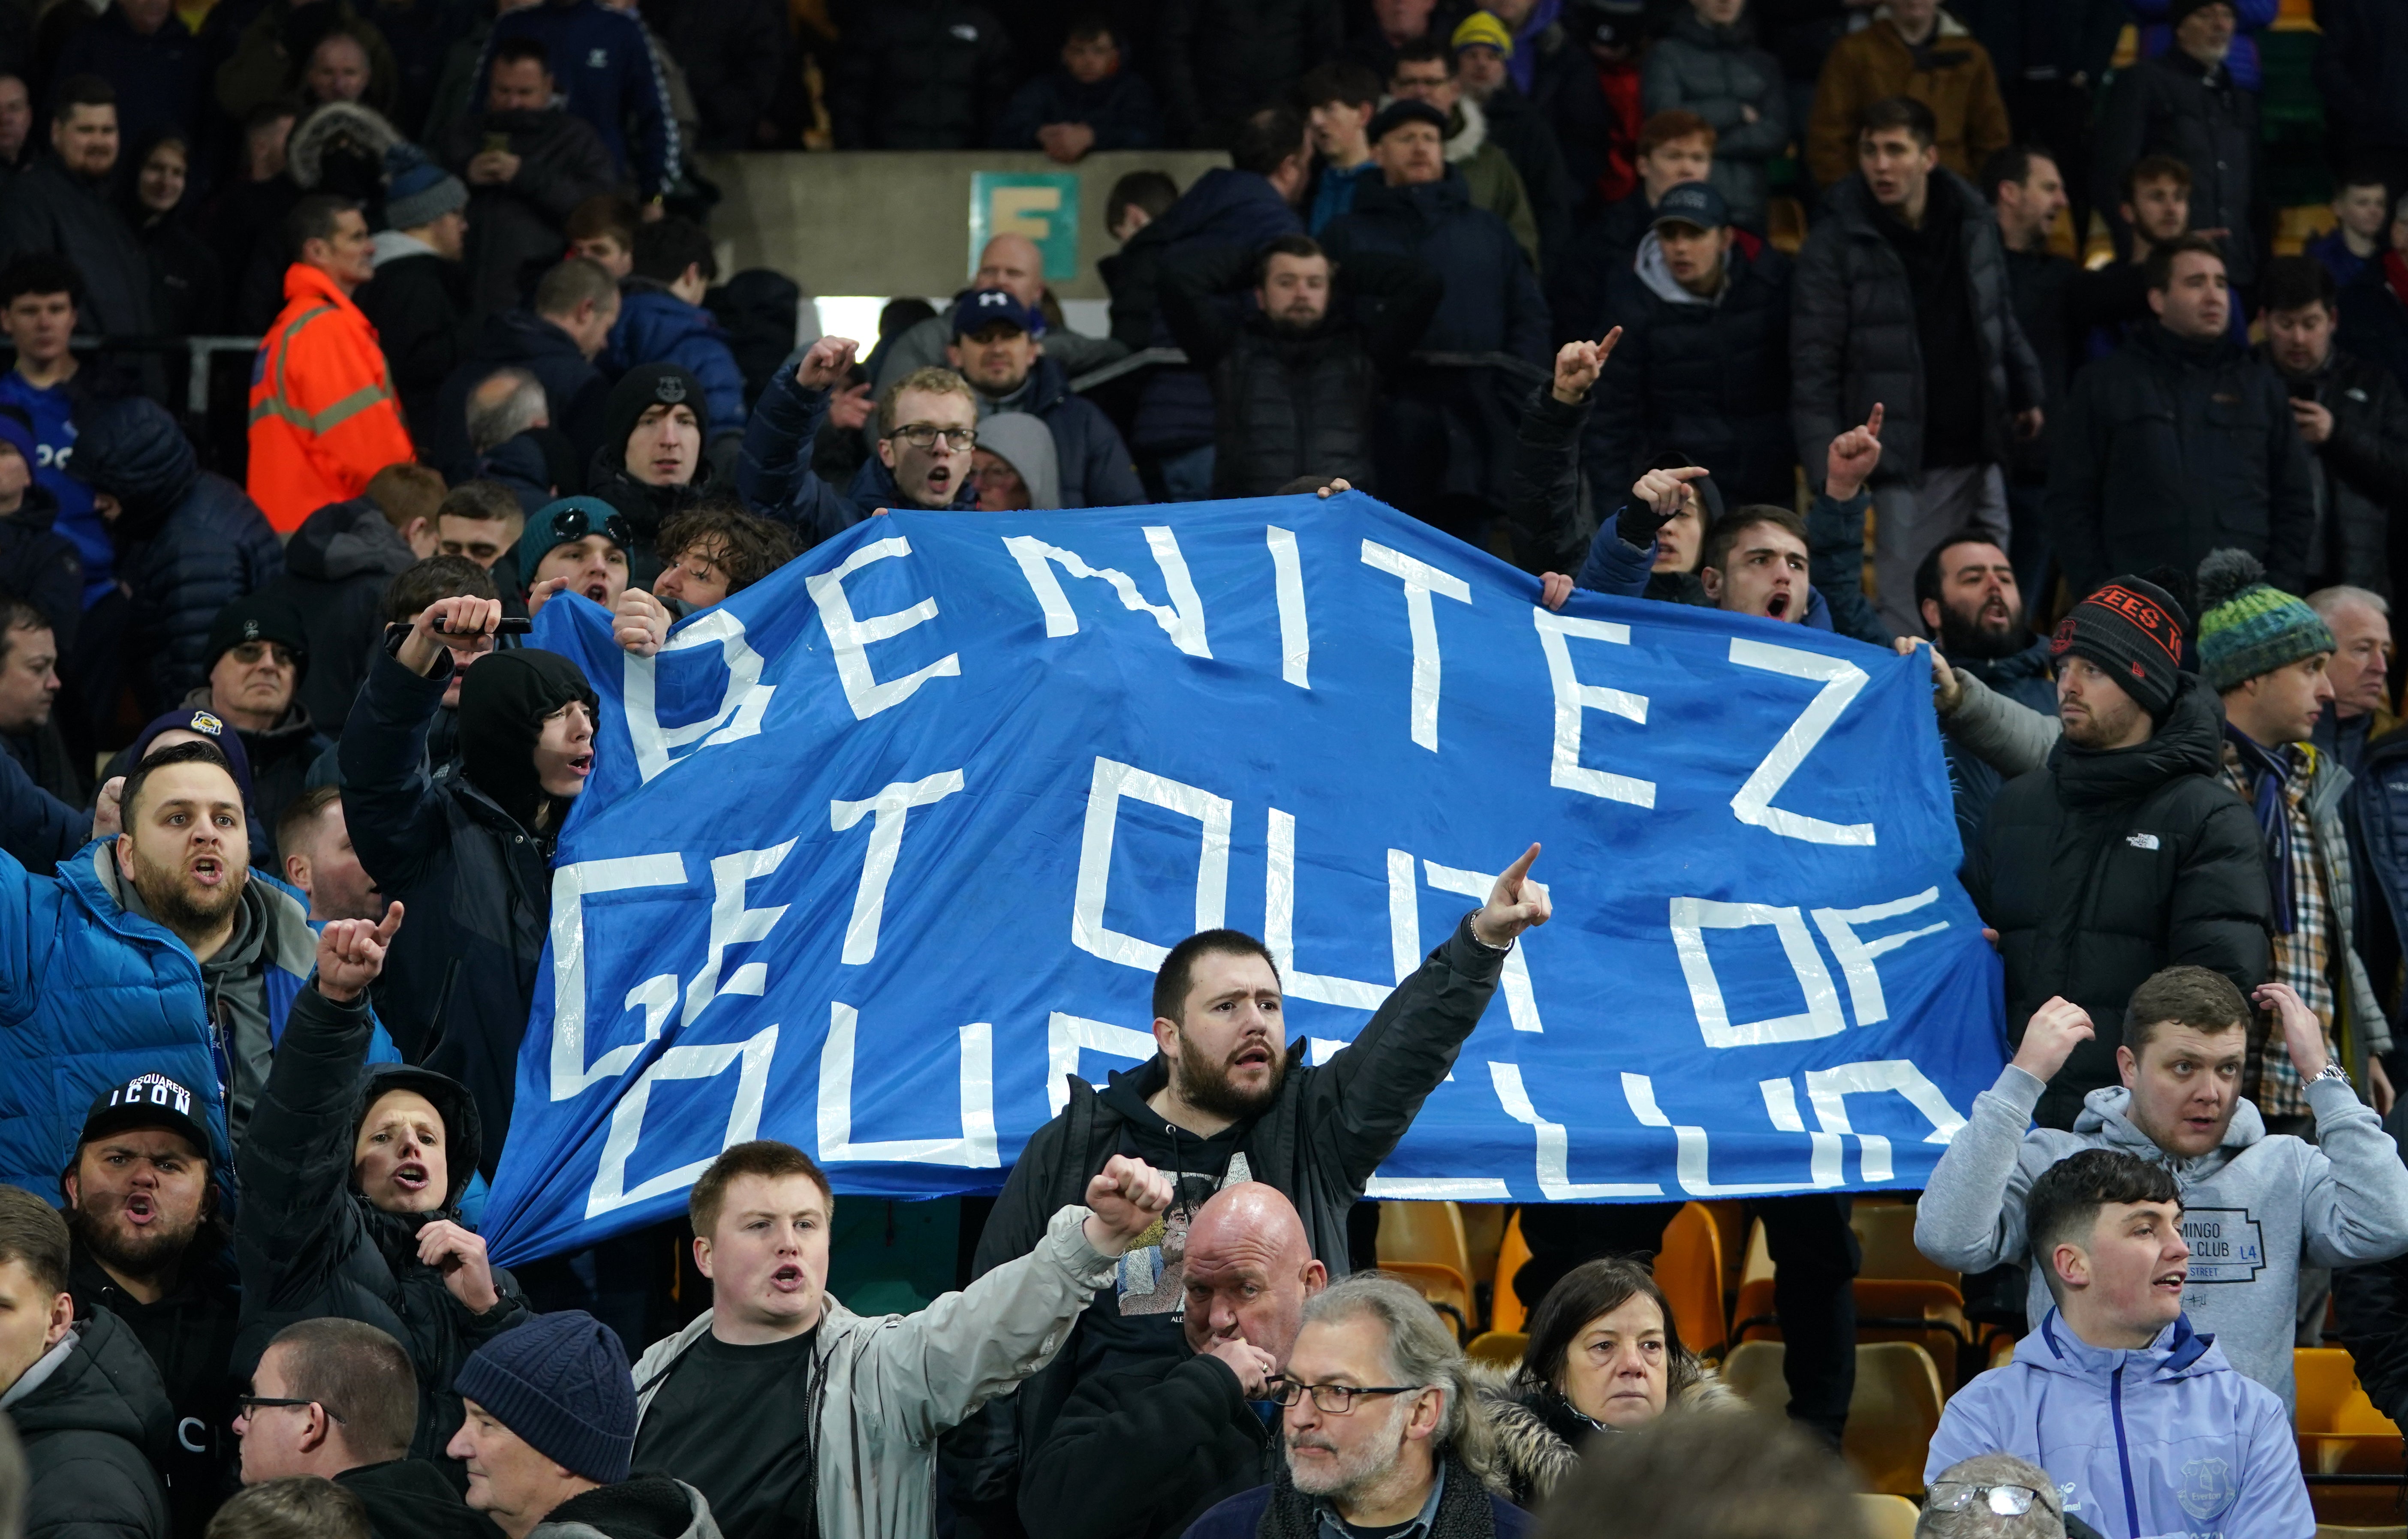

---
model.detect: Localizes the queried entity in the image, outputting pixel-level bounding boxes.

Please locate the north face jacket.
[1926,1311,2312,1538]
[248,263,415,533]
[1915,1067,2408,1411]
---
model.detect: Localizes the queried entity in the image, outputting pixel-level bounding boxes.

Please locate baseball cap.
[1369,99,1450,143]
[75,1073,213,1163]
[1652,181,1729,231]
[953,288,1045,339]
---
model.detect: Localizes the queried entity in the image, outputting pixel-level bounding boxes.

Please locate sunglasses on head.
[548,505,632,550]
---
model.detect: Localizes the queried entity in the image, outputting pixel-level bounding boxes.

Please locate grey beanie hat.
[385,147,468,231]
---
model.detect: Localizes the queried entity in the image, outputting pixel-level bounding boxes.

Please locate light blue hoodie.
[1927,1310,2312,1539]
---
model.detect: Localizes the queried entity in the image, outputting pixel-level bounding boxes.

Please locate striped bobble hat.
[2194,548,2333,691]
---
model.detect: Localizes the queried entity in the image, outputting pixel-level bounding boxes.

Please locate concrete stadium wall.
[694,150,1232,304]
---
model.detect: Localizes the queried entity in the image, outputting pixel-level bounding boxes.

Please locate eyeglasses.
[1927,1483,2045,1517]
[235,1396,345,1425]
[886,423,977,451]
[547,505,632,550]
[1267,1379,1424,1414]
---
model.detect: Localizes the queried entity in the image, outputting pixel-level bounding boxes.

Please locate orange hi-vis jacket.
[247,263,415,533]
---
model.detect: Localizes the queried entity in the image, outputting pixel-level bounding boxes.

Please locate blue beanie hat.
[0,404,34,470]
[517,495,629,584]
[452,1310,635,1484]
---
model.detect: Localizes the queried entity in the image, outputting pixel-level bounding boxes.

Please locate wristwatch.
[2309,1062,2353,1088]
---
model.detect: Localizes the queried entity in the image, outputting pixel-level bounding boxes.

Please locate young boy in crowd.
[1926,1148,2314,1538]
[1916,966,2408,1411]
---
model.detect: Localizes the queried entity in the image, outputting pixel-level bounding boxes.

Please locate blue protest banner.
[480,492,2005,1265]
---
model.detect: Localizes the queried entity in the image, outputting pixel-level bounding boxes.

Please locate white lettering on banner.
[1045,1012,1155,1116]
[549,853,687,1100]
[586,1025,778,1217]
[806,536,961,720]
[1622,1072,1827,1195]
[1265,809,1389,1009]
[1072,757,1233,971]
[1489,1061,1665,1198]
[1424,860,1547,1032]
[819,1002,999,1166]
[1669,897,1847,1047]
[833,771,967,965]
[1531,609,1655,807]
[1267,526,1310,687]
[1759,1076,1845,1187]
[1387,848,1419,983]
[1802,1061,1969,1182]
[1362,1175,1516,1199]
[623,611,776,783]
[682,842,798,1028]
[1810,888,1948,1027]
[1728,638,1875,846]
[1361,540,1472,751]
[1003,529,1211,657]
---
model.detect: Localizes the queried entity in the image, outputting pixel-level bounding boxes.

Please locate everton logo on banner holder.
[481,492,2006,1265]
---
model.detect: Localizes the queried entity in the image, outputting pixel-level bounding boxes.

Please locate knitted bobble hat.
[2194,549,2333,692]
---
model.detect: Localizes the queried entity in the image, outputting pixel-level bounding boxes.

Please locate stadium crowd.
[0,0,2400,1535]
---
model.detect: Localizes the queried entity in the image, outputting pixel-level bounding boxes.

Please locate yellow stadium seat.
[2299,1349,2365,1434]
[2316,1529,2408,1539]
[1384,1262,1475,1342]
[1467,1331,1527,1371]
[1717,1341,1945,1497]
[1660,1202,1728,1356]
[1851,1202,1959,1287]
[1856,1493,1919,1539]
[1379,1203,1475,1339]
[1491,1211,1532,1335]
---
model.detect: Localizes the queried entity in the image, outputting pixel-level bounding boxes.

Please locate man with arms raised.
[944,848,1549,1536]
[1917,966,2408,1409]
[1926,1148,2313,1537]
[629,1140,1172,1539]
[1187,1274,1531,1538]
[738,346,979,544]
[235,1317,500,1539]
[1023,1183,1329,1537]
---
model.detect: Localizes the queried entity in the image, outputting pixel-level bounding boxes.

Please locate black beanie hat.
[456,648,597,829]
[602,363,708,473]
[453,1310,636,1485]
[204,592,312,685]
[2050,575,2189,719]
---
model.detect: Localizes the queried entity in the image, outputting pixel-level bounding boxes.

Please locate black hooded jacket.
[77,397,284,718]
[1020,1341,1275,1539]
[338,643,594,1160]
[6,1307,175,1539]
[70,1240,241,1539]
[1963,672,2273,1128]
[233,983,528,1468]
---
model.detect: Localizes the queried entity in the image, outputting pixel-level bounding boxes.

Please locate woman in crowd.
[1477,1256,1738,1506]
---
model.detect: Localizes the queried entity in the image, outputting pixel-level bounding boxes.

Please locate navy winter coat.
[1321,171,1548,362]
[432,308,614,484]
[476,0,679,197]
[991,69,1163,152]
[737,364,974,547]
[605,286,748,443]
[76,397,281,718]
[1008,356,1146,509]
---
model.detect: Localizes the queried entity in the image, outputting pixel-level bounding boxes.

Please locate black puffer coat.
[1790,171,2042,487]
[233,983,527,1467]
[1964,673,2273,1129]
[1159,244,1442,498]
[337,645,582,1165]
[1156,0,1343,145]
[828,0,1016,149]
[2096,48,2259,286]
[2044,323,2315,601]
[1587,241,1794,508]
[0,157,158,339]
[264,495,418,737]
[70,1241,241,1539]
[77,397,283,718]
[2266,343,2408,599]
[7,1307,174,1539]
[1018,1341,1276,1539]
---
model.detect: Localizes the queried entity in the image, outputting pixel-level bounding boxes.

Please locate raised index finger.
[373,900,405,943]
[1863,402,1884,438]
[1499,842,1541,887]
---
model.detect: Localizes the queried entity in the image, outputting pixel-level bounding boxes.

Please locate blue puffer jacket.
[0,838,396,1204]
[77,397,282,718]
[1926,1311,2313,1539]
[737,364,974,548]
[605,286,747,441]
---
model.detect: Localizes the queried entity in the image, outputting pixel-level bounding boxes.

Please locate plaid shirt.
[2222,742,2337,1117]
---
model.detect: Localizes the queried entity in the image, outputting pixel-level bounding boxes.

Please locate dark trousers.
[1514,1194,1859,1444]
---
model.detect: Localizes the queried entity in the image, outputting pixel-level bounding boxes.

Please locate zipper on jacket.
[2110,1362,2141,1538]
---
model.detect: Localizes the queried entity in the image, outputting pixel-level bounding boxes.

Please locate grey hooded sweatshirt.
[1914,1064,2408,1411]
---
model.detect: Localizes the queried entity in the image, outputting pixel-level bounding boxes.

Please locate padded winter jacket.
[78,396,283,718]
[3,1308,173,1539]
[604,287,747,445]
[2096,47,2261,286]
[1640,9,1790,231]
[261,495,417,737]
[1803,8,2011,189]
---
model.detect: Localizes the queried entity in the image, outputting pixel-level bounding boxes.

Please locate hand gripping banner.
[481,492,2005,1264]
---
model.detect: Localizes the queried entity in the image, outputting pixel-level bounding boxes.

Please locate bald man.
[867,235,1126,398]
[1020,1182,1327,1539]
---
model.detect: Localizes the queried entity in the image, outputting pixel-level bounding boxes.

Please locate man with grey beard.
[63,1072,241,1539]
[943,846,1550,1539]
